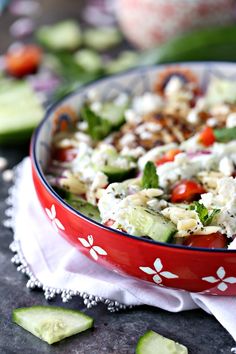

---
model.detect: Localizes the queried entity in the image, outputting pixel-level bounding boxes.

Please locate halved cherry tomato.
[156,149,182,166]
[52,146,77,162]
[5,45,42,78]
[184,232,227,249]
[171,179,206,203]
[199,126,215,147]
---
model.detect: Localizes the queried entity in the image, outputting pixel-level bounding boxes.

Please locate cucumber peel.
[136,330,188,354]
[12,306,94,345]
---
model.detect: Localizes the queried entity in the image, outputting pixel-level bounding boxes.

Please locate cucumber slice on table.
[125,206,177,242]
[136,330,188,354]
[0,79,44,145]
[12,306,94,345]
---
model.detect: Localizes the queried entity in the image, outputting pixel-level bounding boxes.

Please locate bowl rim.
[30,61,236,254]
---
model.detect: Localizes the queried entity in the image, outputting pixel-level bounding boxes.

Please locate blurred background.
[1,0,236,147]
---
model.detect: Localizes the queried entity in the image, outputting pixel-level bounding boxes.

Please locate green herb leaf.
[80,104,111,141]
[214,127,236,143]
[190,201,220,226]
[142,161,159,189]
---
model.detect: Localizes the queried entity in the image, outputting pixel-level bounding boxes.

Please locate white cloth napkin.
[9,158,236,342]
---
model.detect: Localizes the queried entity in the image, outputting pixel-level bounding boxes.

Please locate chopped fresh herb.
[142,161,159,189]
[190,201,220,226]
[80,104,111,140]
[214,127,236,143]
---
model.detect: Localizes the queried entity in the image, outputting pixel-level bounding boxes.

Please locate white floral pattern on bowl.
[45,204,65,232]
[78,235,107,261]
[139,257,179,285]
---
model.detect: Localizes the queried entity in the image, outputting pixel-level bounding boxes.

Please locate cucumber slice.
[125,206,177,242]
[74,49,102,73]
[136,330,188,354]
[65,195,101,222]
[37,20,82,51]
[83,27,122,51]
[12,306,94,345]
[0,79,44,145]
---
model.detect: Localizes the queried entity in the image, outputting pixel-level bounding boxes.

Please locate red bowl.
[31,63,236,296]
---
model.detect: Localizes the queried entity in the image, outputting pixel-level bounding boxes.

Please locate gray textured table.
[0,1,236,353]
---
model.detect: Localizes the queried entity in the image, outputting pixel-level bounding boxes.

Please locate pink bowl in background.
[31,62,236,296]
[116,0,235,49]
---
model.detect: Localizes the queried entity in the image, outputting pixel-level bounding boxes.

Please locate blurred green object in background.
[0,78,44,145]
[36,20,82,51]
[138,25,236,65]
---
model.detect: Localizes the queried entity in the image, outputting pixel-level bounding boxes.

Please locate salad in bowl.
[31,63,236,294]
[46,65,236,250]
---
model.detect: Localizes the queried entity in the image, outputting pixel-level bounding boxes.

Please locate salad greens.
[214,127,236,143]
[142,161,159,189]
[81,104,111,140]
[190,202,220,226]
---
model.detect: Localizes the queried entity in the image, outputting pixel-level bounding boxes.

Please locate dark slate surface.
[0,1,236,353]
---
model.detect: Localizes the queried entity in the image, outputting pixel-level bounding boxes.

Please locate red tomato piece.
[184,232,227,249]
[171,179,206,203]
[53,146,77,162]
[156,149,182,166]
[199,126,215,147]
[5,45,42,78]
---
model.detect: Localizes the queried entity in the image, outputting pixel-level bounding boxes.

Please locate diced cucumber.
[12,306,94,345]
[99,101,127,128]
[83,27,122,51]
[65,195,101,222]
[0,79,44,145]
[106,51,139,74]
[206,77,236,106]
[37,20,82,51]
[125,206,176,242]
[214,127,236,143]
[136,330,188,354]
[93,147,137,183]
[74,49,103,73]
[101,164,136,183]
